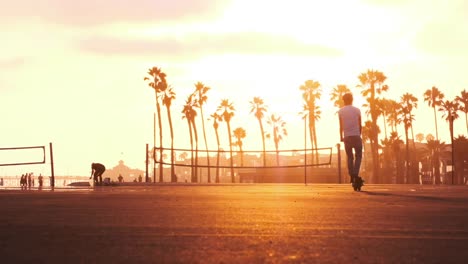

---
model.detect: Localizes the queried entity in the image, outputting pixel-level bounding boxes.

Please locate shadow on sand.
[360,190,458,203]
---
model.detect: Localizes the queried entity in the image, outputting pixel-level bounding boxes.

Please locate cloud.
[361,0,410,6]
[79,32,343,58]
[415,23,468,57]
[0,57,27,70]
[0,0,228,26]
[413,1,468,57]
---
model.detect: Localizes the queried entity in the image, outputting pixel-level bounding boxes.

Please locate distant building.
[104,160,144,182]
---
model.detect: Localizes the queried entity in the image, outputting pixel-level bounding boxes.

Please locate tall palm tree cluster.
[145,66,468,184]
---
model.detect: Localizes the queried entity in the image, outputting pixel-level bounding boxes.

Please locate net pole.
[337,143,342,184]
[49,142,55,188]
[304,118,307,186]
[145,143,149,183]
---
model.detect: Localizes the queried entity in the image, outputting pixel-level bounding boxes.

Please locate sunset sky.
[1,0,467,177]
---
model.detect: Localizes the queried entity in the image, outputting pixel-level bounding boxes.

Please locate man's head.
[342,93,353,106]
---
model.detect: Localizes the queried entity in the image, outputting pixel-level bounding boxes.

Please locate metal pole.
[145,143,149,183]
[450,114,455,184]
[153,112,156,184]
[49,142,55,188]
[304,118,307,186]
[337,143,342,184]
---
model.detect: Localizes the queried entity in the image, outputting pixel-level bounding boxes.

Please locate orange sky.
[1,0,467,177]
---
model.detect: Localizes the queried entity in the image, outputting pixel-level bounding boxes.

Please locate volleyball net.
[0,145,46,167]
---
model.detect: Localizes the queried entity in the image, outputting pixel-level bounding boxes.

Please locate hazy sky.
[1,0,467,177]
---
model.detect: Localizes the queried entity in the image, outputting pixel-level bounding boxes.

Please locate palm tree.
[401,93,418,149]
[415,133,425,143]
[144,66,167,183]
[455,89,468,134]
[386,99,400,133]
[453,135,468,184]
[361,121,373,147]
[300,80,322,164]
[162,86,176,182]
[439,99,460,184]
[358,69,389,183]
[426,139,445,184]
[217,99,235,183]
[182,94,198,183]
[330,84,351,109]
[179,152,188,162]
[398,93,418,184]
[426,134,435,142]
[190,99,200,183]
[379,137,393,183]
[390,132,405,184]
[266,114,288,166]
[249,97,268,166]
[361,120,375,179]
[423,86,445,141]
[380,131,403,183]
[233,127,247,166]
[363,97,385,139]
[376,98,394,139]
[194,82,211,182]
[210,112,222,183]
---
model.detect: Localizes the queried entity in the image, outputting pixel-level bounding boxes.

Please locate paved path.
[1,184,468,263]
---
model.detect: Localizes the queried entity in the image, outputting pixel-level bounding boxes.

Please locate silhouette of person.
[27,173,32,188]
[38,174,44,188]
[90,163,106,186]
[138,174,142,183]
[118,174,123,183]
[338,93,363,186]
[20,174,26,189]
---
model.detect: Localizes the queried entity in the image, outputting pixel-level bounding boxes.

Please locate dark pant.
[344,136,363,180]
[94,169,105,184]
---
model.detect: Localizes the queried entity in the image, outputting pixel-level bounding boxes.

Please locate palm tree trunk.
[274,129,279,166]
[200,108,211,183]
[449,117,455,185]
[434,153,441,184]
[240,145,244,167]
[193,121,199,183]
[187,119,194,183]
[383,115,388,139]
[166,107,175,182]
[227,122,234,183]
[258,118,266,166]
[215,130,220,183]
[371,119,380,183]
[405,127,410,184]
[465,112,468,135]
[156,100,164,183]
[371,87,380,183]
[312,120,319,164]
[433,106,439,141]
[308,115,314,164]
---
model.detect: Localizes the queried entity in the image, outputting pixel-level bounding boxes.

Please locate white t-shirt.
[338,105,361,137]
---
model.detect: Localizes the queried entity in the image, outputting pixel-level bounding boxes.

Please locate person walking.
[27,173,32,188]
[338,93,364,190]
[38,174,44,188]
